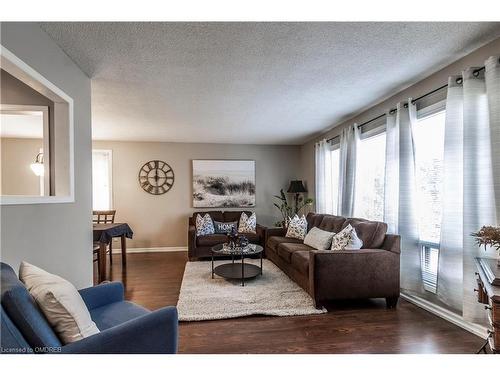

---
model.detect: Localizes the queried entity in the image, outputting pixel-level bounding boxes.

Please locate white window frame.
[92,149,113,210]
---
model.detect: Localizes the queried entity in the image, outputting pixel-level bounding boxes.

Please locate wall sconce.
[30,152,44,176]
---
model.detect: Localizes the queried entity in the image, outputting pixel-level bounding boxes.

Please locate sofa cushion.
[1,262,62,350]
[197,234,228,247]
[343,218,388,249]
[267,236,302,252]
[291,251,310,275]
[277,243,314,263]
[89,301,149,331]
[306,213,325,231]
[318,215,346,233]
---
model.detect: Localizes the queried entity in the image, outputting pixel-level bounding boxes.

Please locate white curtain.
[315,139,334,214]
[437,75,464,313]
[338,124,358,217]
[439,57,499,323]
[384,101,422,294]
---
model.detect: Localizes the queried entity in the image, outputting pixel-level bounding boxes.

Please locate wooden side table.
[474,257,500,354]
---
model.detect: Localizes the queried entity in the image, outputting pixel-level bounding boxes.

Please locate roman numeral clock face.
[138,160,175,195]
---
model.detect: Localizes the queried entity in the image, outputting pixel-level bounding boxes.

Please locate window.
[414,103,446,294]
[330,145,340,215]
[354,132,386,221]
[420,242,439,294]
[414,108,446,244]
[92,150,113,210]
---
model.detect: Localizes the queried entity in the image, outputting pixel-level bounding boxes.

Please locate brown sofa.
[188,210,266,260]
[265,212,400,309]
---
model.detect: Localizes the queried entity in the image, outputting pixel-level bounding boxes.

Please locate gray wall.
[0,23,93,289]
[93,140,301,249]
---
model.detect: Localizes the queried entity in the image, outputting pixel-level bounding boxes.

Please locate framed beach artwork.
[192,160,256,208]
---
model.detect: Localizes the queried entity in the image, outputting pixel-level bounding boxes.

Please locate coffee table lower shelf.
[212,263,262,286]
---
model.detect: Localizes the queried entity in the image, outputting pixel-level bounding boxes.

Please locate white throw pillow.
[195,213,215,236]
[238,212,256,234]
[285,215,307,240]
[345,227,363,250]
[303,227,335,250]
[19,262,100,344]
[331,224,363,251]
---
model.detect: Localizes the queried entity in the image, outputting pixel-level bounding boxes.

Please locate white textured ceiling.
[39,22,500,145]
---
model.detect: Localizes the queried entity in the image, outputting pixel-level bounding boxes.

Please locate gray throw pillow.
[213,221,238,234]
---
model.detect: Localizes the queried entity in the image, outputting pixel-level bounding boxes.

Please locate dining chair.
[93,210,116,224]
[93,210,116,265]
[93,242,101,281]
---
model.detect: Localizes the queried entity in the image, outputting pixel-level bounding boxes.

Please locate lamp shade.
[287,180,307,193]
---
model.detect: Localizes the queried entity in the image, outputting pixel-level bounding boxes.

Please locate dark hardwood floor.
[97,251,484,354]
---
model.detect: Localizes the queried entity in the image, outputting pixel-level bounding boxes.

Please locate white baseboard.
[401,292,488,339]
[111,246,187,254]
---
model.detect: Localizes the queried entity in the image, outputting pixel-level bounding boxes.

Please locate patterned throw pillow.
[331,224,363,251]
[195,213,215,236]
[214,221,237,234]
[285,215,307,240]
[238,212,257,234]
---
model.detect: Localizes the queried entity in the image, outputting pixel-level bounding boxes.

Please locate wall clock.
[138,160,175,195]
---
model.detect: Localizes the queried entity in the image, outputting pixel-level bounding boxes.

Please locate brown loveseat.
[188,210,266,260]
[265,212,400,309]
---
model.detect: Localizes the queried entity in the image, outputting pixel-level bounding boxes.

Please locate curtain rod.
[326,65,487,143]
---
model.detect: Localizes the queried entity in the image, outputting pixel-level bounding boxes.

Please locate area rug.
[177,259,326,321]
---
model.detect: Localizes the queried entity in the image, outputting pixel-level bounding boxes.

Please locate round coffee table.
[211,243,264,286]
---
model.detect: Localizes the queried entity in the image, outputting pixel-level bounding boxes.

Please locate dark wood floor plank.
[97,251,484,354]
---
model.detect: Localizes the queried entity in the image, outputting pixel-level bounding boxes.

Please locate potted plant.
[273,189,313,227]
[471,225,500,266]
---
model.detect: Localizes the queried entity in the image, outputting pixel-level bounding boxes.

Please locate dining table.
[93,222,133,282]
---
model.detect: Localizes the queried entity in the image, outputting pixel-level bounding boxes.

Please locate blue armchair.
[0,262,178,354]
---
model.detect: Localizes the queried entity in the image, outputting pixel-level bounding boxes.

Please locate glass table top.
[211,243,263,255]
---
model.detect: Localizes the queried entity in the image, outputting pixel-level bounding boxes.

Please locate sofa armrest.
[256,224,267,245]
[188,224,197,253]
[381,234,401,254]
[265,227,287,243]
[309,249,400,302]
[78,282,124,310]
[61,306,178,354]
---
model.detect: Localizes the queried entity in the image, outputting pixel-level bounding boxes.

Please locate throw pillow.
[303,226,335,250]
[195,213,215,236]
[238,212,257,234]
[285,215,307,240]
[213,220,238,234]
[19,262,100,344]
[345,227,363,250]
[331,224,363,251]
